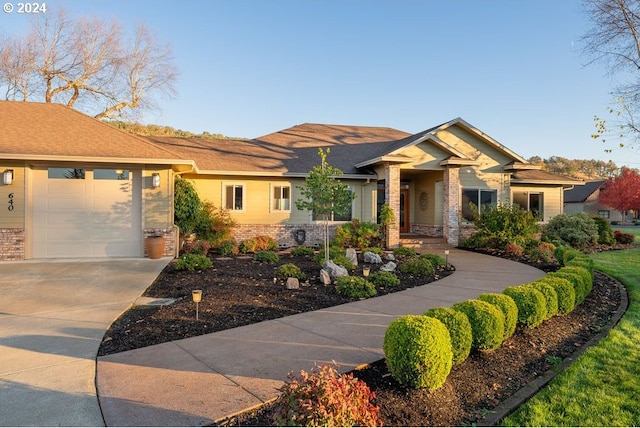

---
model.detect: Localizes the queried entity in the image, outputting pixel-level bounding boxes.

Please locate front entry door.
[399,188,410,233]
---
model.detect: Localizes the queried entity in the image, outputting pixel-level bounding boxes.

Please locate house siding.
[511,185,563,223]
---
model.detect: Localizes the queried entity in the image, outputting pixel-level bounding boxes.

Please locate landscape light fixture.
[445,249,450,266]
[151,173,160,188]
[3,169,13,185]
[363,265,370,288]
[192,290,202,320]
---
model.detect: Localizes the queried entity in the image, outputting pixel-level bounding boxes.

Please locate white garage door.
[32,167,143,258]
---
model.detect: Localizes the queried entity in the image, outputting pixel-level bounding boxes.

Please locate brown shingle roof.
[511,169,582,185]
[0,101,187,163]
[147,123,413,175]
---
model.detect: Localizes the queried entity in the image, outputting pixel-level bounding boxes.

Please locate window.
[462,189,497,221]
[376,180,386,224]
[272,185,291,211]
[48,168,85,179]
[224,184,244,211]
[598,210,610,219]
[94,169,130,180]
[312,188,354,222]
[513,191,544,220]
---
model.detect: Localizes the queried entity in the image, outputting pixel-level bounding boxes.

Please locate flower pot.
[146,236,166,259]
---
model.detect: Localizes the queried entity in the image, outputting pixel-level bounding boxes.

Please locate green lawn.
[502,248,640,427]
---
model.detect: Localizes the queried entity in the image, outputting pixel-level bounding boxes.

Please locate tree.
[0,9,177,120]
[583,0,640,153]
[296,148,356,262]
[597,167,640,221]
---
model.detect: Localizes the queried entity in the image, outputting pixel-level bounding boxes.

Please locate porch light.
[151,173,160,188]
[192,290,202,320]
[3,169,13,185]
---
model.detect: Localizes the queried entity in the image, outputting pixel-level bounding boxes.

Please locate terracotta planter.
[146,236,166,259]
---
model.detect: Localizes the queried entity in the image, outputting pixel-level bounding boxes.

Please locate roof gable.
[564,180,605,203]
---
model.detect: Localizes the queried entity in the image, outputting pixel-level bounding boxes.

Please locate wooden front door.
[399,188,410,233]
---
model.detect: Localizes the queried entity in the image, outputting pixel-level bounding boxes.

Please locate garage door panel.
[32,168,142,258]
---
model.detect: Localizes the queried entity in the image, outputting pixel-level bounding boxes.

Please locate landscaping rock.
[323,260,348,280]
[319,269,332,285]
[285,277,300,289]
[385,252,396,261]
[380,261,397,272]
[346,248,358,266]
[364,251,383,264]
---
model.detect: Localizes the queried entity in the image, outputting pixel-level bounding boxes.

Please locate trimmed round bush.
[254,250,279,263]
[174,253,213,271]
[562,265,593,297]
[290,245,315,257]
[383,315,453,390]
[452,300,505,351]
[478,293,518,340]
[503,285,547,328]
[335,275,377,298]
[399,257,435,277]
[424,307,472,365]
[393,246,417,257]
[527,282,559,319]
[533,276,576,315]
[368,271,401,288]
[276,263,307,281]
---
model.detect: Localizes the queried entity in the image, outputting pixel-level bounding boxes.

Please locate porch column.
[442,166,460,246]
[385,163,400,248]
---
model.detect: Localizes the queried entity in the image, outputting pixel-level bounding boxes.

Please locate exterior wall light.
[151,173,160,188]
[3,169,13,185]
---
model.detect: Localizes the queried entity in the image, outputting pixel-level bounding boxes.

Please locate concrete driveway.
[0,258,170,427]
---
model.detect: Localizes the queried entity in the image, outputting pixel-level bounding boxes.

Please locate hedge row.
[383,246,594,390]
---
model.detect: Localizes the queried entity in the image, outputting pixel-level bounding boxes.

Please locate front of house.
[0,101,579,261]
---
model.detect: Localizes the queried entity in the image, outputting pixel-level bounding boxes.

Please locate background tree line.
[527,155,620,180]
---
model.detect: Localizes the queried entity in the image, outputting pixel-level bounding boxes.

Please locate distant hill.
[527,156,620,180]
[105,120,246,140]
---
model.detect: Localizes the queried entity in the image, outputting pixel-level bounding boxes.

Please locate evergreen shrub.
[276,263,307,281]
[528,282,559,319]
[533,276,576,315]
[290,245,315,256]
[174,254,213,271]
[478,293,518,340]
[336,275,377,298]
[399,257,435,276]
[368,271,400,288]
[424,307,472,365]
[383,315,453,390]
[418,253,447,267]
[503,285,547,328]
[254,250,280,263]
[452,299,505,351]
[393,246,417,257]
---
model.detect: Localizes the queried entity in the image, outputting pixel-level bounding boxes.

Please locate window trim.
[270,183,291,212]
[222,182,245,212]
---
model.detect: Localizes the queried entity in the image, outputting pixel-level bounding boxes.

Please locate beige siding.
[511,185,563,223]
[412,172,443,225]
[143,168,174,228]
[0,163,25,228]
[187,175,377,225]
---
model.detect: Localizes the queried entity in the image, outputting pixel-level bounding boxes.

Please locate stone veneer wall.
[144,227,178,258]
[443,167,461,246]
[232,224,338,248]
[411,224,444,237]
[385,164,401,248]
[0,228,24,261]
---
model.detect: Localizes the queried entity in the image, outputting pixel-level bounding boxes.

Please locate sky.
[2,0,638,168]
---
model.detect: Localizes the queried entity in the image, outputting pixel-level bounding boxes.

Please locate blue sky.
[2,0,637,167]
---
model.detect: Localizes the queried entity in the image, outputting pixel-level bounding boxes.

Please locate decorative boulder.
[364,251,383,264]
[323,261,348,280]
[380,261,397,272]
[345,248,358,267]
[285,277,300,289]
[385,253,396,261]
[319,269,332,286]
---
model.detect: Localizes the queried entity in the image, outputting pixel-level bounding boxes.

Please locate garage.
[32,167,143,258]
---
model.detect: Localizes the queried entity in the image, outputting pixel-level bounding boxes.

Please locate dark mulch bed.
[98,250,623,427]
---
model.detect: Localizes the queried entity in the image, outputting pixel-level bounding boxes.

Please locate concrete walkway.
[96,250,544,427]
[0,258,171,427]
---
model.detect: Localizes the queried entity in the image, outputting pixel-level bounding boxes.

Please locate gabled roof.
[564,180,606,203]
[0,101,191,167]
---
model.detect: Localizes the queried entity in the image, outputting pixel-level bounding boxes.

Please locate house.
[564,180,634,222]
[0,101,192,260]
[1,101,580,261]
[146,118,581,250]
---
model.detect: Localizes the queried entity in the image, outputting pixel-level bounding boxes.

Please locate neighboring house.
[147,118,580,250]
[0,101,193,260]
[564,180,633,222]
[0,101,580,261]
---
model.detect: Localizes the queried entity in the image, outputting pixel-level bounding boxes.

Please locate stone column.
[442,167,461,246]
[385,163,400,248]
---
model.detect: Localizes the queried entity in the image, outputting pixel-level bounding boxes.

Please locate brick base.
[144,227,178,257]
[0,229,25,261]
[232,224,339,248]
[411,224,444,237]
